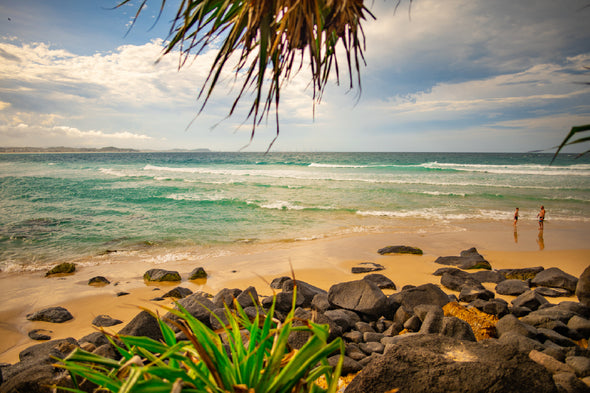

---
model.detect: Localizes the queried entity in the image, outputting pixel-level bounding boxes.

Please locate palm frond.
[120,0,375,150]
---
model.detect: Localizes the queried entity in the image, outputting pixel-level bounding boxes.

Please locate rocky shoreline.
[1,246,590,393]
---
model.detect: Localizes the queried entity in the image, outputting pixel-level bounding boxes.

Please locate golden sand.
[0,220,589,364]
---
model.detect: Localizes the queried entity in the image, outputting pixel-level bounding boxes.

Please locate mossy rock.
[46,262,76,276]
[189,267,208,280]
[143,268,181,282]
[378,246,423,255]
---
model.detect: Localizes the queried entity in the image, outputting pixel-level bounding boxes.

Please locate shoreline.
[1,219,589,363]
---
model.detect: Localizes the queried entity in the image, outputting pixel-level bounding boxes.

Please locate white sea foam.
[421,162,590,177]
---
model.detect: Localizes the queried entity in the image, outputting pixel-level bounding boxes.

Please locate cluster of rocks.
[2,248,590,393]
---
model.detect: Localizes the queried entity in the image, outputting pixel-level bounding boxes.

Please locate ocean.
[1,152,589,272]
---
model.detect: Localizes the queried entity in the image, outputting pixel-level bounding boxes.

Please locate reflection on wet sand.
[537,229,544,250]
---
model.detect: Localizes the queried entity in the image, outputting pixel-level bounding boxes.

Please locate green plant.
[55,287,344,393]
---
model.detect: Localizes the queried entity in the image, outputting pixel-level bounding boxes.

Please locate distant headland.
[0,147,211,153]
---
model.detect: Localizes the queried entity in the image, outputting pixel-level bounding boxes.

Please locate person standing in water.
[537,205,546,230]
[513,207,519,226]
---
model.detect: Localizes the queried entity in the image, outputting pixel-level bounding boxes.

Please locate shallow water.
[1,152,588,271]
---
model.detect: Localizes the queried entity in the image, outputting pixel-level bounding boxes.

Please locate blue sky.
[1,0,589,152]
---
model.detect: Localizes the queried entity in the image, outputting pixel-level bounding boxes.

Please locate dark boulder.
[532,267,578,292]
[344,334,558,393]
[45,262,76,276]
[143,268,181,282]
[163,292,216,330]
[235,286,260,308]
[328,280,388,317]
[26,306,73,323]
[435,247,491,270]
[118,310,163,342]
[351,262,385,274]
[377,245,423,255]
[88,276,110,286]
[441,316,477,341]
[282,279,326,308]
[498,266,544,280]
[270,276,291,289]
[512,290,549,311]
[495,279,530,296]
[324,309,361,332]
[212,288,242,308]
[27,329,52,341]
[362,274,396,290]
[469,298,509,318]
[162,286,193,299]
[535,287,572,297]
[188,267,207,280]
[576,266,590,307]
[568,316,590,338]
[311,293,332,312]
[496,314,539,339]
[91,314,123,327]
[470,270,506,284]
[396,283,450,312]
[440,271,483,292]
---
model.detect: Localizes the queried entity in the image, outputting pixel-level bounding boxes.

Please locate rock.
[535,287,573,297]
[495,279,530,296]
[343,330,363,343]
[529,349,575,374]
[45,262,76,276]
[441,316,476,341]
[498,266,544,280]
[344,334,558,393]
[568,315,590,338]
[311,292,332,312]
[162,286,193,299]
[328,355,362,376]
[270,276,291,289]
[520,306,576,326]
[512,290,549,311]
[538,328,576,347]
[470,270,506,284]
[435,247,491,270]
[499,332,545,353]
[188,267,207,280]
[377,245,423,255]
[26,306,73,323]
[88,276,110,286]
[282,279,327,308]
[164,292,216,329]
[28,329,52,341]
[359,341,385,355]
[346,343,367,361]
[440,271,483,292]
[397,283,450,311]
[403,315,422,332]
[458,286,494,302]
[91,315,123,327]
[496,314,539,339]
[116,291,130,297]
[469,298,509,318]
[566,356,590,378]
[235,286,259,308]
[328,280,388,317]
[362,274,396,290]
[212,288,242,308]
[576,266,590,308]
[532,267,578,292]
[558,301,590,319]
[552,372,590,393]
[94,343,119,360]
[351,262,385,274]
[79,332,110,348]
[18,337,79,364]
[143,268,181,282]
[324,309,361,332]
[118,310,164,342]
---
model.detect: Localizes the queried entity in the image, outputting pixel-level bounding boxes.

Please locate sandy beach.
[1,219,589,364]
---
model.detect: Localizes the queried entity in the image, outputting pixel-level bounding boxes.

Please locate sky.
[0,0,589,152]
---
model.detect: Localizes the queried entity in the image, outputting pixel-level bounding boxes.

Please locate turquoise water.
[1,152,589,271]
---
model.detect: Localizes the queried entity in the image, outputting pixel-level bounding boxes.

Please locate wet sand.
[1,219,589,364]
